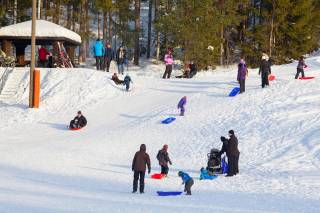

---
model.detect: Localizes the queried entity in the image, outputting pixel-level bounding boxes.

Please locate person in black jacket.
[116,47,127,75]
[104,42,114,72]
[156,144,172,176]
[259,53,271,88]
[69,111,87,129]
[132,144,151,194]
[219,136,228,156]
[220,130,240,177]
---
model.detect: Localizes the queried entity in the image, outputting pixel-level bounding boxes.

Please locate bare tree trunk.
[13,0,17,24]
[155,0,160,63]
[97,12,101,39]
[220,25,224,66]
[134,0,141,65]
[147,0,153,58]
[67,2,72,29]
[269,0,275,57]
[84,0,89,62]
[55,0,61,24]
[103,12,107,41]
[108,12,112,42]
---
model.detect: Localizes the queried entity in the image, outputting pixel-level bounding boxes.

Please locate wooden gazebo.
[0,20,81,66]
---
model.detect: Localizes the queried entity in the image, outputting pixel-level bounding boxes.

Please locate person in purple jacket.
[162,49,174,79]
[237,59,248,94]
[177,96,187,116]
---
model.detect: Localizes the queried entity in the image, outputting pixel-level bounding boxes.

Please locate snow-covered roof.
[0,20,81,45]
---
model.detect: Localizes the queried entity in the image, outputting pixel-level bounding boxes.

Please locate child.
[124,74,133,91]
[177,96,187,116]
[295,56,307,79]
[178,171,194,195]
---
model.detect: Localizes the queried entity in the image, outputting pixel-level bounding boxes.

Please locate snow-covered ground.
[0,57,319,213]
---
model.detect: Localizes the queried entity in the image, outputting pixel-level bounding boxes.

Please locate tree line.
[0,0,319,68]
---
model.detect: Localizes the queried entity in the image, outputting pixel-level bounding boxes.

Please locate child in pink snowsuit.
[177,96,187,116]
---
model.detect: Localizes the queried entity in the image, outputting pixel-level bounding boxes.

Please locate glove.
[170,162,172,165]
[148,170,151,174]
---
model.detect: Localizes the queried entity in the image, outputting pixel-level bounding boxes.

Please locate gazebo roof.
[0,20,81,45]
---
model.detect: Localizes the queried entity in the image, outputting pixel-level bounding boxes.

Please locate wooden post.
[29,0,37,108]
[2,40,12,56]
[66,46,75,64]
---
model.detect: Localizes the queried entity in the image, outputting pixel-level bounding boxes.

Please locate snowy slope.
[0,58,319,213]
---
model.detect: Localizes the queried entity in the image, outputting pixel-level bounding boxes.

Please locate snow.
[0,57,319,212]
[0,20,81,44]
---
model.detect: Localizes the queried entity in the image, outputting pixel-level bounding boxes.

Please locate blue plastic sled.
[229,87,240,97]
[157,191,183,196]
[200,168,218,180]
[161,117,176,124]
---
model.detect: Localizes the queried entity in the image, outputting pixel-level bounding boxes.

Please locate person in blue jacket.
[177,96,187,116]
[93,38,105,70]
[178,171,194,195]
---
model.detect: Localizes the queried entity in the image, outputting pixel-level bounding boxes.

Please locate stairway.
[0,68,27,102]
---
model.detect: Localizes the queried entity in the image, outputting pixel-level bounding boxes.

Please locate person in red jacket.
[38,46,48,67]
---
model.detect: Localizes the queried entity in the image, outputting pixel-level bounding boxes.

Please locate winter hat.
[178,171,183,177]
[77,111,82,115]
[220,136,227,142]
[140,144,146,152]
[163,144,168,150]
[228,130,235,135]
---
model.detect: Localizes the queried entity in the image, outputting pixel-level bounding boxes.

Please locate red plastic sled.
[299,77,315,80]
[69,127,82,131]
[151,173,165,179]
[269,75,275,81]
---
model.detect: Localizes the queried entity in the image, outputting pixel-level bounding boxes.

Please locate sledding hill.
[0,58,319,213]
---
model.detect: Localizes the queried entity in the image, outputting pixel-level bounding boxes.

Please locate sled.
[268,75,275,81]
[299,77,315,80]
[151,173,165,179]
[221,157,228,174]
[200,173,218,180]
[69,127,82,131]
[229,87,240,97]
[161,117,176,124]
[157,191,183,196]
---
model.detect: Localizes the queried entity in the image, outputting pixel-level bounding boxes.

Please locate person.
[220,130,240,177]
[111,73,124,85]
[93,38,105,70]
[124,74,133,91]
[259,53,271,88]
[177,96,187,116]
[178,171,194,195]
[132,144,151,194]
[69,111,87,129]
[189,61,197,78]
[104,42,114,72]
[116,46,127,75]
[162,49,174,79]
[38,46,48,67]
[156,144,172,176]
[295,56,307,79]
[237,59,248,93]
[219,136,228,157]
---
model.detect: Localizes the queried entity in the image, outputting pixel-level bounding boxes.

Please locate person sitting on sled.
[70,111,87,129]
[111,73,124,85]
[177,96,187,116]
[178,171,194,195]
[124,74,133,91]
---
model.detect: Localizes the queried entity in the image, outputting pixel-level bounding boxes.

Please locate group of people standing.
[131,130,240,195]
[237,53,308,94]
[93,38,127,74]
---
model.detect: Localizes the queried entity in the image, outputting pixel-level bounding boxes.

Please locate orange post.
[33,69,40,108]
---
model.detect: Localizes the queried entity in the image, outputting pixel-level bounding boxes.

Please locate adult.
[156,144,172,176]
[104,42,114,72]
[116,46,127,75]
[295,56,307,79]
[162,49,174,79]
[237,59,248,93]
[38,46,48,67]
[111,73,124,85]
[226,130,240,176]
[93,38,105,70]
[259,53,271,88]
[69,111,87,129]
[132,144,151,194]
